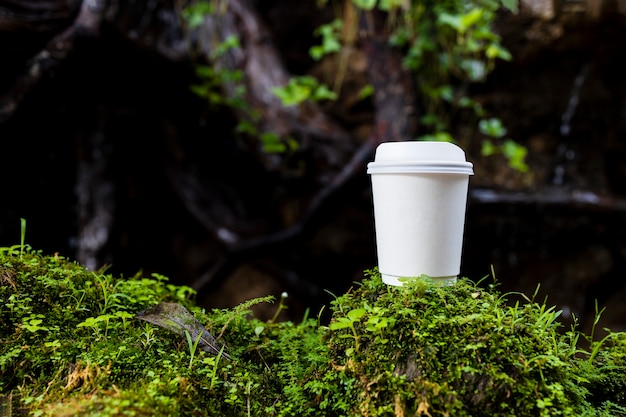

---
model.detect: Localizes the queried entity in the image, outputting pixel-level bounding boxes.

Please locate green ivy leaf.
[329,320,352,331]
[211,35,240,59]
[259,132,286,153]
[437,13,462,31]
[379,0,403,11]
[462,59,487,81]
[459,9,485,33]
[357,84,374,100]
[418,132,454,142]
[310,20,342,61]
[272,81,310,106]
[486,43,512,61]
[272,76,337,106]
[479,118,507,138]
[311,84,338,101]
[502,139,529,172]
[351,0,377,10]
[481,139,497,157]
[182,2,214,29]
[347,308,366,321]
[500,0,519,13]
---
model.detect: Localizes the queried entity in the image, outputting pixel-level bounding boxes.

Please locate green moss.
[323,273,626,416]
[1,247,625,416]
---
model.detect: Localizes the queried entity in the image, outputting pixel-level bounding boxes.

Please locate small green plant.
[328,307,366,355]
[582,300,614,364]
[76,311,134,338]
[363,304,395,344]
[184,329,203,368]
[140,323,156,349]
[268,291,289,324]
[19,217,26,258]
[21,313,57,334]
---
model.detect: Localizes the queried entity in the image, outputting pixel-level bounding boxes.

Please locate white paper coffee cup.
[367,141,474,286]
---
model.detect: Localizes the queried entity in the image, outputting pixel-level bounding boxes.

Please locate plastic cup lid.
[367,141,474,175]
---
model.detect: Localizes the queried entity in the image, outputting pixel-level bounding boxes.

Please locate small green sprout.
[269,291,289,324]
[329,307,366,355]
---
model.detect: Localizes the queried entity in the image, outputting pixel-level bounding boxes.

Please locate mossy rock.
[325,276,626,416]
[0,247,625,416]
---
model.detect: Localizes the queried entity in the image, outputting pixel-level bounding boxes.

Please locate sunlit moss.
[1,248,625,416]
[323,273,626,416]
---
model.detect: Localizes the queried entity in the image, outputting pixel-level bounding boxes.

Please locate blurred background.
[1,0,626,332]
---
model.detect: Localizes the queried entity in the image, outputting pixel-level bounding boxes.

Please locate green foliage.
[189,34,244,109]
[182,1,306,156]
[271,76,338,106]
[309,19,343,61]
[328,307,366,355]
[352,0,377,10]
[482,138,529,172]
[385,0,524,167]
[181,2,214,29]
[2,245,625,415]
[479,118,529,171]
[311,0,528,172]
[183,0,528,171]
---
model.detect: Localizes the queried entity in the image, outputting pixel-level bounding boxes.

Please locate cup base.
[381,273,457,287]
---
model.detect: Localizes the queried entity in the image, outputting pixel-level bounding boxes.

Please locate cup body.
[367,142,473,286]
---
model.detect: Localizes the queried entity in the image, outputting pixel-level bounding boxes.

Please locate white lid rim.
[367,161,474,175]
